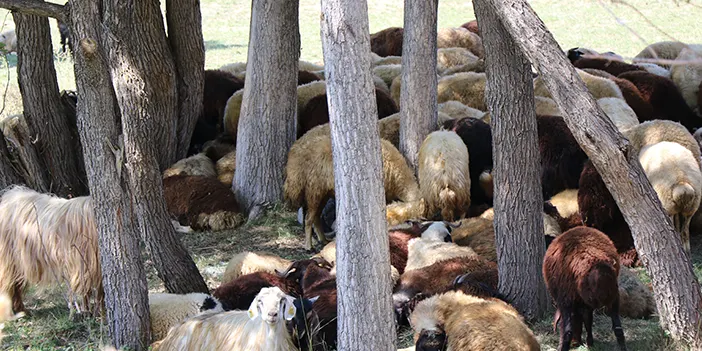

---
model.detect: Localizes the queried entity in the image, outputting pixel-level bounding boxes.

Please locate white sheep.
[534,68,624,100]
[671,47,702,112]
[638,141,702,253]
[222,251,292,284]
[405,237,477,272]
[438,100,485,120]
[418,131,471,221]
[149,293,224,341]
[549,189,579,219]
[597,97,639,132]
[152,287,297,351]
[0,29,16,53]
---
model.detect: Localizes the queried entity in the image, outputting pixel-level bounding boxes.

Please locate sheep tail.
[580,262,619,309]
[672,182,696,213]
[439,187,458,220]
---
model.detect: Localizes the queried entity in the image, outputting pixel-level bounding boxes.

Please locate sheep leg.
[557,306,574,351]
[570,305,584,347]
[583,306,594,347]
[10,283,25,314]
[312,215,328,248]
[609,297,627,351]
[303,209,315,252]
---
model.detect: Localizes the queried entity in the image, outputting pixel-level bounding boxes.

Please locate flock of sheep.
[0,17,701,351]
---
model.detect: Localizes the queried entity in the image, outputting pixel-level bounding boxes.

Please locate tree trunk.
[0,136,22,188]
[486,0,702,346]
[166,0,205,160]
[399,0,438,173]
[474,0,549,321]
[321,0,396,350]
[103,0,208,294]
[14,12,87,197]
[0,113,49,191]
[234,0,300,218]
[70,0,150,348]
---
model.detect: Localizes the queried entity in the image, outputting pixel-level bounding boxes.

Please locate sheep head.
[248,287,296,326]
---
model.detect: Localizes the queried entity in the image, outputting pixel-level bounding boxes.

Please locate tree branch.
[0,0,66,22]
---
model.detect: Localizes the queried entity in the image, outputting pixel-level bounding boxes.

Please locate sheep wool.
[634,41,689,69]
[597,97,639,132]
[418,131,471,221]
[149,293,224,341]
[437,47,479,73]
[0,29,16,53]
[405,237,477,272]
[549,189,580,219]
[634,62,671,78]
[223,89,245,137]
[436,27,484,58]
[534,96,561,116]
[437,72,487,111]
[222,251,292,284]
[219,62,247,75]
[671,47,702,112]
[534,68,624,100]
[624,120,701,167]
[438,100,486,120]
[409,291,540,351]
[615,266,656,319]
[216,150,236,185]
[373,64,403,89]
[163,153,217,179]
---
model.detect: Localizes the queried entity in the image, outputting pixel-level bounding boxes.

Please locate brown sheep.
[543,226,626,351]
[460,20,479,36]
[370,27,403,57]
[571,56,644,77]
[163,175,244,231]
[212,271,301,311]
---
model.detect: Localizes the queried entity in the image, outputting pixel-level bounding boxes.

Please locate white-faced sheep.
[163,153,217,179]
[284,134,420,250]
[671,47,702,113]
[152,287,298,351]
[535,68,624,100]
[436,27,484,58]
[216,150,236,185]
[149,293,224,341]
[409,291,540,351]
[222,252,292,284]
[0,186,102,315]
[418,131,471,221]
[597,97,639,132]
[638,141,702,253]
[543,226,627,351]
[437,72,487,111]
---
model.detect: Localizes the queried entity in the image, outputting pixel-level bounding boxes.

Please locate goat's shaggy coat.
[163,175,244,231]
[0,186,102,314]
[418,131,471,221]
[543,226,626,351]
[409,291,540,351]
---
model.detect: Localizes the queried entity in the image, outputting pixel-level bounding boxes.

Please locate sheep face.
[416,328,448,351]
[277,257,333,284]
[420,222,458,242]
[248,287,296,326]
[199,296,223,313]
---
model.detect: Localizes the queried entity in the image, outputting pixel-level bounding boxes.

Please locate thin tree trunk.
[399,0,438,173]
[474,0,548,321]
[0,136,22,188]
[103,0,208,294]
[70,0,150,348]
[14,13,87,197]
[486,0,702,346]
[166,0,205,160]
[321,0,396,350]
[234,0,299,218]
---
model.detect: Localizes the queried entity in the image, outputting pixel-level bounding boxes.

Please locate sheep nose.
[268,312,278,318]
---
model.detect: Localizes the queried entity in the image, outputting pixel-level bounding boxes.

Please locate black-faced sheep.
[617,71,701,132]
[163,175,244,231]
[162,153,217,179]
[436,27,484,58]
[284,135,420,250]
[418,131,471,221]
[149,293,224,341]
[0,186,102,315]
[152,287,298,351]
[441,117,493,207]
[370,27,404,57]
[543,226,626,351]
[409,291,540,351]
[213,272,302,311]
[222,252,293,284]
[537,115,589,199]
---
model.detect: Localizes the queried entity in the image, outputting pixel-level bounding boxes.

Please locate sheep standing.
[0,186,102,315]
[543,226,627,351]
[152,287,298,351]
[418,131,471,221]
[409,291,540,351]
[149,292,224,341]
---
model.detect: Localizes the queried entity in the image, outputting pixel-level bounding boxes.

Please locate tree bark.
[166,0,205,160]
[0,0,65,21]
[70,0,151,348]
[474,0,548,321]
[0,114,49,191]
[486,0,702,346]
[234,0,300,218]
[399,0,438,173]
[14,12,87,197]
[103,0,208,294]
[321,0,396,350]
[0,136,22,188]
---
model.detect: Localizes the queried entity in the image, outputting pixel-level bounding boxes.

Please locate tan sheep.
[534,96,561,116]
[216,150,236,185]
[634,41,692,68]
[449,217,495,261]
[149,293,224,341]
[549,189,580,219]
[373,55,403,67]
[438,100,485,120]
[437,47,479,74]
[222,251,292,284]
[409,291,540,350]
[405,237,478,272]
[386,199,427,226]
[284,134,420,250]
[437,72,487,111]
[624,120,701,166]
[534,68,624,100]
[219,62,247,75]
[418,131,471,221]
[597,97,639,132]
[373,64,403,89]
[436,27,484,58]
[163,153,216,179]
[440,59,485,76]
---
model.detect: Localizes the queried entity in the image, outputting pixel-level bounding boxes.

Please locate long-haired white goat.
[0,185,102,315]
[152,287,298,351]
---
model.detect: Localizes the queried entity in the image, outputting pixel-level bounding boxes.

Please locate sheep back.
[436,27,484,58]
[163,175,244,231]
[222,251,292,284]
[437,72,487,111]
[163,153,216,179]
[370,27,403,57]
[149,292,224,341]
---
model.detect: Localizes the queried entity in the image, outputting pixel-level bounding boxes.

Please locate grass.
[0,0,700,349]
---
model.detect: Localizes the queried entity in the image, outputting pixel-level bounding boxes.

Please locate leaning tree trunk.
[321,0,396,349]
[474,0,549,321]
[70,0,151,348]
[399,0,438,173]
[103,0,208,294]
[486,0,702,346]
[13,12,87,197]
[0,137,22,188]
[166,0,205,160]
[234,0,300,219]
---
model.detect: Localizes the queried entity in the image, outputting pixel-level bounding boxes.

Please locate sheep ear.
[247,296,260,319]
[284,296,297,320]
